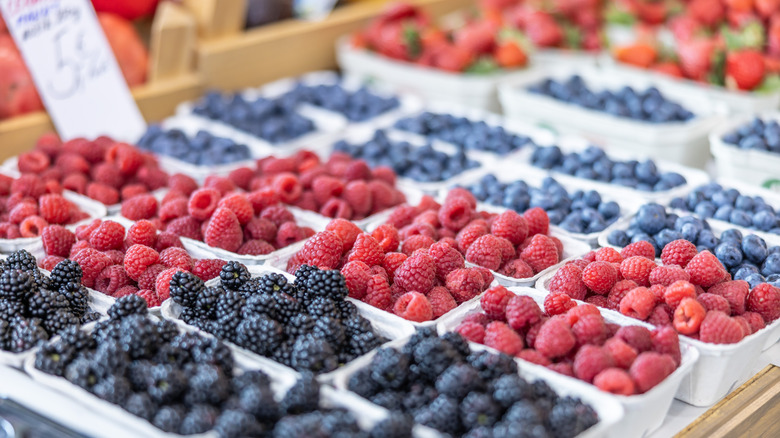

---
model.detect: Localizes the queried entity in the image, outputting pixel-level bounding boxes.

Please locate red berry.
[484,321,524,356]
[649,265,690,287]
[192,259,227,282]
[159,247,193,271]
[94,265,131,295]
[89,220,125,251]
[519,234,559,273]
[365,274,393,310]
[41,225,75,257]
[480,285,513,321]
[549,264,587,300]
[573,345,614,383]
[393,291,433,322]
[582,261,619,295]
[382,252,407,280]
[169,173,198,196]
[39,194,73,224]
[138,264,167,291]
[121,194,158,221]
[371,224,401,253]
[456,321,486,343]
[438,196,475,231]
[699,310,745,344]
[544,292,576,315]
[616,325,653,352]
[465,235,504,271]
[325,219,362,254]
[664,280,696,310]
[71,248,113,287]
[697,292,731,314]
[218,194,254,226]
[535,317,576,359]
[630,352,676,393]
[595,247,623,263]
[685,251,728,288]
[344,180,373,217]
[499,259,534,279]
[661,239,698,267]
[651,325,682,366]
[594,368,636,395]
[619,287,656,320]
[401,234,435,256]
[295,231,343,270]
[523,207,549,236]
[342,260,371,299]
[572,314,608,346]
[428,286,457,318]
[620,256,657,287]
[188,188,221,221]
[260,205,295,227]
[708,280,749,315]
[608,280,638,310]
[123,244,160,281]
[445,268,486,303]
[673,298,706,335]
[621,240,656,260]
[490,210,528,245]
[394,252,436,294]
[603,338,638,369]
[747,283,780,323]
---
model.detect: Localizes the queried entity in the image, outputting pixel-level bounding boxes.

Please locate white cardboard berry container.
[535,267,780,406]
[331,334,625,438]
[710,112,780,189]
[498,64,724,168]
[436,287,698,438]
[0,190,108,257]
[160,264,416,382]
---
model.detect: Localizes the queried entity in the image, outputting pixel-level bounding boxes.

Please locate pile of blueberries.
[192,92,316,144]
[527,75,695,123]
[394,112,533,155]
[137,126,252,166]
[280,82,401,122]
[721,117,780,153]
[607,204,780,288]
[669,182,780,234]
[332,130,480,183]
[531,145,687,192]
[465,174,621,234]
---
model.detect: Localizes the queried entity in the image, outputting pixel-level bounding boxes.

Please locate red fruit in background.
[668,15,702,43]
[433,43,474,72]
[91,0,159,20]
[614,42,657,69]
[454,20,497,55]
[726,50,766,91]
[524,11,564,47]
[677,38,716,81]
[0,37,44,119]
[651,62,684,78]
[688,0,725,27]
[494,41,528,68]
[98,13,148,87]
[636,1,668,25]
[755,0,780,19]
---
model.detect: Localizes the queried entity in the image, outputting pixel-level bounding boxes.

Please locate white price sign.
[0,0,146,142]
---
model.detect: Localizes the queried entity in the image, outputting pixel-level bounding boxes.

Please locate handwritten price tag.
[0,0,146,142]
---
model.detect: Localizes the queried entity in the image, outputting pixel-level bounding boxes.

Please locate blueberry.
[753,210,777,231]
[696,229,719,250]
[669,197,687,210]
[742,234,769,264]
[729,210,753,227]
[598,201,620,221]
[679,222,700,242]
[583,191,601,208]
[636,204,667,235]
[714,206,734,222]
[722,131,740,144]
[655,229,682,250]
[711,191,733,208]
[608,230,630,247]
[694,202,716,218]
[761,253,780,277]
[636,160,660,185]
[734,264,760,281]
[745,273,767,290]
[734,195,755,211]
[739,135,766,150]
[715,242,743,268]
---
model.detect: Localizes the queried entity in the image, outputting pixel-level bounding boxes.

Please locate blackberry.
[92,319,122,344]
[548,397,599,438]
[34,339,76,376]
[29,269,52,292]
[414,395,461,435]
[183,363,231,406]
[307,296,338,318]
[401,326,437,355]
[49,259,82,289]
[271,339,295,367]
[60,325,96,352]
[0,319,9,350]
[80,311,101,324]
[273,292,300,322]
[236,315,283,355]
[293,264,318,287]
[339,349,357,365]
[312,315,346,349]
[460,392,501,430]
[237,384,280,422]
[411,337,461,382]
[92,338,131,378]
[442,331,471,359]
[337,299,359,319]
[290,334,338,373]
[152,405,185,433]
[468,351,519,382]
[370,348,410,390]
[219,261,250,290]
[43,309,80,335]
[195,286,223,319]
[242,293,277,320]
[59,283,88,317]
[347,367,380,398]
[402,383,438,413]
[349,331,385,357]
[123,392,157,421]
[92,375,132,405]
[343,314,372,337]
[127,360,154,391]
[189,336,234,376]
[6,249,37,272]
[281,374,320,415]
[231,369,271,393]
[463,427,495,438]
[0,270,34,301]
[118,314,161,359]
[64,357,101,390]
[272,411,322,438]
[257,272,295,295]
[492,374,533,409]
[8,317,48,352]
[157,319,179,343]
[285,313,314,339]
[370,413,414,438]
[321,409,363,435]
[108,295,147,320]
[180,404,219,435]
[180,307,201,326]
[169,271,204,307]
[148,364,187,404]
[493,422,550,438]
[371,390,404,411]
[305,269,349,300]
[214,313,241,343]
[0,298,24,321]
[215,291,245,320]
[533,380,558,403]
[435,363,485,399]
[214,409,264,438]
[504,399,544,425]
[155,343,190,368]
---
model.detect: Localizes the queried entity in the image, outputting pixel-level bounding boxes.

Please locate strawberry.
[726,49,766,91]
[756,0,780,19]
[688,0,725,27]
[651,62,685,78]
[614,43,658,68]
[768,19,780,58]
[637,2,668,25]
[454,20,497,56]
[525,11,564,47]
[494,41,528,68]
[677,38,716,81]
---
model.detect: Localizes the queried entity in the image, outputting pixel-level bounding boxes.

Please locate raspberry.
[382,252,407,280]
[520,350,552,366]
[484,321,524,356]
[135,289,160,307]
[127,220,157,247]
[89,220,125,251]
[372,266,389,282]
[734,315,752,337]
[384,205,417,230]
[425,242,462,281]
[168,174,198,196]
[647,304,671,326]
[565,303,601,326]
[343,180,372,217]
[394,252,436,294]
[595,247,623,263]
[341,261,371,299]
[312,176,345,206]
[747,283,780,323]
[697,293,731,314]
[582,261,619,295]
[192,259,226,282]
[275,222,307,249]
[238,240,275,255]
[121,194,158,221]
[155,231,184,251]
[41,225,75,257]
[8,202,37,225]
[428,286,457,318]
[651,325,682,366]
[123,244,160,281]
[663,280,696,310]
[369,180,400,213]
[463,313,490,326]
[472,266,494,286]
[343,159,372,181]
[585,295,608,308]
[673,298,706,335]
[165,216,201,241]
[649,265,690,287]
[39,194,72,224]
[94,265,131,295]
[535,317,576,359]
[247,189,279,214]
[594,368,636,396]
[445,268,485,303]
[709,280,749,315]
[519,234,559,273]
[621,240,656,260]
[490,211,528,245]
[549,264,587,300]
[71,248,112,287]
[619,287,656,320]
[91,163,123,189]
[630,352,675,393]
[393,291,433,322]
[188,188,221,221]
[544,292,576,315]
[685,251,728,288]
[454,220,487,253]
[39,255,65,271]
[295,231,343,270]
[105,143,143,175]
[69,240,93,258]
[260,205,295,227]
[661,239,698,268]
[62,173,87,194]
[243,217,276,243]
[138,264,166,291]
[480,285,513,321]
[226,166,253,192]
[340,233,380,267]
[607,280,638,310]
[573,345,614,383]
[463,235,502,271]
[203,175,235,195]
[371,224,401,253]
[412,210,440,229]
[438,196,475,231]
[18,150,50,173]
[86,183,119,205]
[204,207,243,252]
[323,219,360,254]
[616,326,653,352]
[603,338,638,369]
[270,173,302,204]
[216,194,253,226]
[159,247,193,271]
[456,321,486,343]
[620,256,656,287]
[742,311,767,333]
[523,207,549,236]
[572,314,608,346]
[365,274,393,310]
[401,235,435,256]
